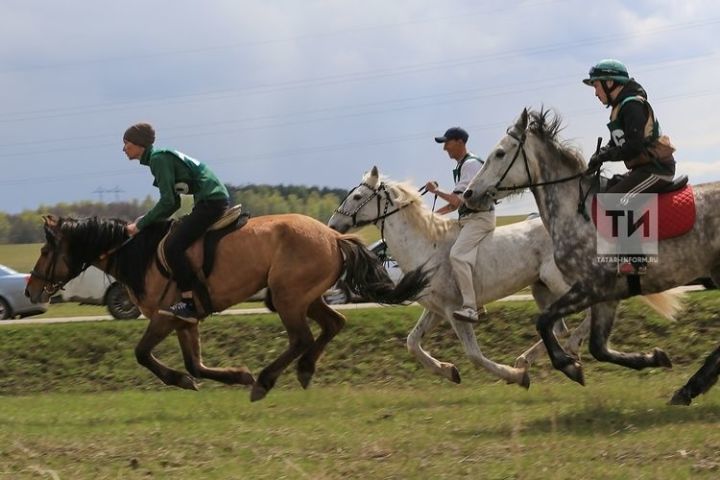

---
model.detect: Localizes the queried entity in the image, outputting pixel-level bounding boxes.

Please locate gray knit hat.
[123,122,155,148]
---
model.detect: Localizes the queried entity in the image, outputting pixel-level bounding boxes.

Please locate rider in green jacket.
[123,122,230,323]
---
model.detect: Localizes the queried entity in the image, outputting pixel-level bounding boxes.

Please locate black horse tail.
[337,235,431,304]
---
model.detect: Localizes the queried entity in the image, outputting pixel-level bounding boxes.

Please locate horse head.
[464,107,586,211]
[463,108,534,209]
[25,215,128,304]
[328,165,393,233]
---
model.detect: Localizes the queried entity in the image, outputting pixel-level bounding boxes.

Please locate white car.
[0,264,48,319]
[59,267,141,319]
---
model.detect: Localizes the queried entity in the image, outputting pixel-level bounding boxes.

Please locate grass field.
[1,295,720,478]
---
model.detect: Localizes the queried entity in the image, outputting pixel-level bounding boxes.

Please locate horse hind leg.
[451,318,530,388]
[296,299,346,389]
[588,300,672,371]
[251,305,315,402]
[670,344,720,406]
[175,325,255,386]
[135,315,198,390]
[407,309,461,383]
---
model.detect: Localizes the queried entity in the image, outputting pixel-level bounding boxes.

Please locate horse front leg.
[537,283,598,385]
[588,300,672,371]
[406,309,461,383]
[515,317,575,369]
[175,325,255,386]
[135,315,198,390]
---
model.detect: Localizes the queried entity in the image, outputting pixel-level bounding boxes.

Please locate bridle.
[491,127,584,193]
[30,244,78,296]
[29,226,107,296]
[334,181,429,240]
[487,125,599,220]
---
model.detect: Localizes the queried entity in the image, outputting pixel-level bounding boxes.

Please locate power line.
[0,54,716,157]
[0,0,569,76]
[1,16,717,124]
[1,88,717,189]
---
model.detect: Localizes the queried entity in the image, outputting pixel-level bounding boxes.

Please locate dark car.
[0,264,48,319]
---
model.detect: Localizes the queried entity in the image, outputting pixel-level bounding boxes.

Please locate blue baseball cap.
[434,127,469,143]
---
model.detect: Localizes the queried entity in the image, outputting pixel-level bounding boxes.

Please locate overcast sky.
[1,0,718,217]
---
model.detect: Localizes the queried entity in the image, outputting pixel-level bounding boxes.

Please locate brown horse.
[25,214,430,401]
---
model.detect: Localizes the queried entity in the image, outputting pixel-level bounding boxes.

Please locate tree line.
[0,184,348,244]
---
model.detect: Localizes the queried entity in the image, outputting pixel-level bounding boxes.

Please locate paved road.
[1,286,703,326]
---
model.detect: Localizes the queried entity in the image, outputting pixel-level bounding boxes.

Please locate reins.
[490,127,598,221]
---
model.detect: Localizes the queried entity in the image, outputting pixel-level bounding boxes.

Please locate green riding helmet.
[582,59,630,86]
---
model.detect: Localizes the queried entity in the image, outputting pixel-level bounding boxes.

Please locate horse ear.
[43,214,59,229]
[371,166,379,178]
[516,108,529,131]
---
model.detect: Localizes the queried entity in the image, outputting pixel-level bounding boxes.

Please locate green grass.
[1,288,718,478]
[1,379,718,479]
[0,243,42,272]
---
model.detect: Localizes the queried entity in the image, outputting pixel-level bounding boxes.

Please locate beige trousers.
[450,210,496,309]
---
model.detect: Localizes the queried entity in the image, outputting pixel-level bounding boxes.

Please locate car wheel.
[105,283,141,320]
[0,297,12,320]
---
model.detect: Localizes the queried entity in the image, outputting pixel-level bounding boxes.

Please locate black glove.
[587,145,618,171]
[587,152,603,172]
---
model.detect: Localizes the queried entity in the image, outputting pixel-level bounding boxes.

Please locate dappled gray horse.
[328,166,681,388]
[463,107,718,405]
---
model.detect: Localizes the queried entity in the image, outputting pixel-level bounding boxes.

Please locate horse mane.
[58,216,171,300]
[376,177,456,242]
[526,107,586,171]
[58,217,128,269]
[110,221,172,299]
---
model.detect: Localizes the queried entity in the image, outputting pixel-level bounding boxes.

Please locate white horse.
[328,166,681,387]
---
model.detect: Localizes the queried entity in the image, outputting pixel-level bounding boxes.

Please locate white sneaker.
[453,307,480,323]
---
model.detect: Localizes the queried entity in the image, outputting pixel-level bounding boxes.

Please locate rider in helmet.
[584,59,676,195]
[584,60,677,276]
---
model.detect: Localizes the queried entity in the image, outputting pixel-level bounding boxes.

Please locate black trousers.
[606,164,675,195]
[165,198,229,292]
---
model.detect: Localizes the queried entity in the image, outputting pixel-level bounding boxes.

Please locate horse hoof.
[250,384,268,402]
[653,348,673,369]
[178,375,199,391]
[450,366,461,384]
[560,361,585,386]
[297,371,313,389]
[668,389,692,406]
[518,369,531,390]
[514,356,530,370]
[237,371,256,386]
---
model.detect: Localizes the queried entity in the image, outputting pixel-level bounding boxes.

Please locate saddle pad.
[591,185,695,241]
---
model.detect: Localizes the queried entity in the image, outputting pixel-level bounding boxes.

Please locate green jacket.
[137,147,229,230]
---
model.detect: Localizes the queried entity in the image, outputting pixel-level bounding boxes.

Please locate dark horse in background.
[25,214,430,401]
